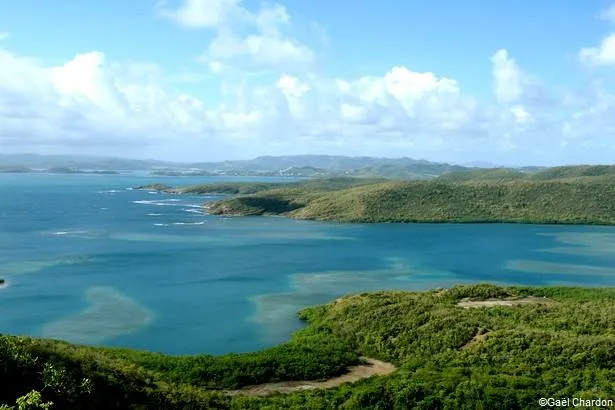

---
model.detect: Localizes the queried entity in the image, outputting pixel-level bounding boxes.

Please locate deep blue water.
[1,173,615,355]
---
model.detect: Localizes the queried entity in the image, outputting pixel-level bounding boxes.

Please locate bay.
[1,173,614,354]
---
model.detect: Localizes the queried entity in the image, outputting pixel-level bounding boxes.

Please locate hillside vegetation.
[437,164,615,182]
[206,176,615,224]
[2,285,615,409]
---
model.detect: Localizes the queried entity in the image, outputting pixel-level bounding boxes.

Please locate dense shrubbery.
[2,285,615,409]
[0,326,358,409]
[96,331,359,389]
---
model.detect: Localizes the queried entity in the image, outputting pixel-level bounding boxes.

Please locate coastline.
[204,207,615,226]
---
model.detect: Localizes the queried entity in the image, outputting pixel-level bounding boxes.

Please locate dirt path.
[224,358,397,396]
[457,296,551,309]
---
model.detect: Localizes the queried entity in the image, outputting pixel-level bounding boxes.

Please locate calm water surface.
[1,173,614,354]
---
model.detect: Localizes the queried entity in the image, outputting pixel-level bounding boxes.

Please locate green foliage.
[3,285,615,409]
[437,165,615,183]
[0,391,53,410]
[436,168,528,182]
[0,325,358,409]
[96,331,359,389]
[529,165,615,180]
[445,284,517,300]
[207,178,615,225]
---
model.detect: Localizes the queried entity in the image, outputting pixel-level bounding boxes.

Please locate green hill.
[206,177,615,225]
[2,285,615,409]
[528,165,615,180]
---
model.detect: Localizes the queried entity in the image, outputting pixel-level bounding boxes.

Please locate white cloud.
[0,42,615,164]
[155,0,240,28]
[579,33,615,66]
[162,0,315,70]
[0,32,8,41]
[490,49,524,103]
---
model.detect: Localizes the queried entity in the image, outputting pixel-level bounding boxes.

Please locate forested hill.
[201,170,615,224]
[436,164,615,182]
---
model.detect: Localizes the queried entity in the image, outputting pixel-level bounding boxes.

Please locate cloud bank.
[1,1,615,165]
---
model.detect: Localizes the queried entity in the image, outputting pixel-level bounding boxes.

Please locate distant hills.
[0,153,550,179]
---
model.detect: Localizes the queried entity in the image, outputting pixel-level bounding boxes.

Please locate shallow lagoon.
[1,173,614,354]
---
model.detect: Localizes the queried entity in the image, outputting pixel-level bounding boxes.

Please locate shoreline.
[204,206,615,227]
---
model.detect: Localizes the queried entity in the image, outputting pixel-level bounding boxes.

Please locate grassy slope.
[207,178,615,224]
[2,285,615,409]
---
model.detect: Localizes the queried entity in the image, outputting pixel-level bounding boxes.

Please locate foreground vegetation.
[2,284,615,409]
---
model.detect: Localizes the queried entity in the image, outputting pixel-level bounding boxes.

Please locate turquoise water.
[1,173,615,355]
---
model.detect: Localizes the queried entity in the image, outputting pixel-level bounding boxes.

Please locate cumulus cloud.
[160,0,315,70]
[579,34,615,66]
[490,49,524,104]
[0,36,615,164]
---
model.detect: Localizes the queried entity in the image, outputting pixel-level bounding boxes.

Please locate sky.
[1,0,615,165]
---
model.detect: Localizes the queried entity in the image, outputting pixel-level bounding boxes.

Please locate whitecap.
[51,230,89,236]
[172,222,205,226]
[152,223,170,227]
[182,208,203,214]
[147,213,162,216]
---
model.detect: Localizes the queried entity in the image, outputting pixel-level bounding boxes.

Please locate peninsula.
[142,165,615,225]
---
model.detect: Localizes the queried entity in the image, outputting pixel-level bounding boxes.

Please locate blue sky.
[1,0,615,165]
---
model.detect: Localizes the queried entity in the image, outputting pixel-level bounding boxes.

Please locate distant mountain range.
[0,153,547,179]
